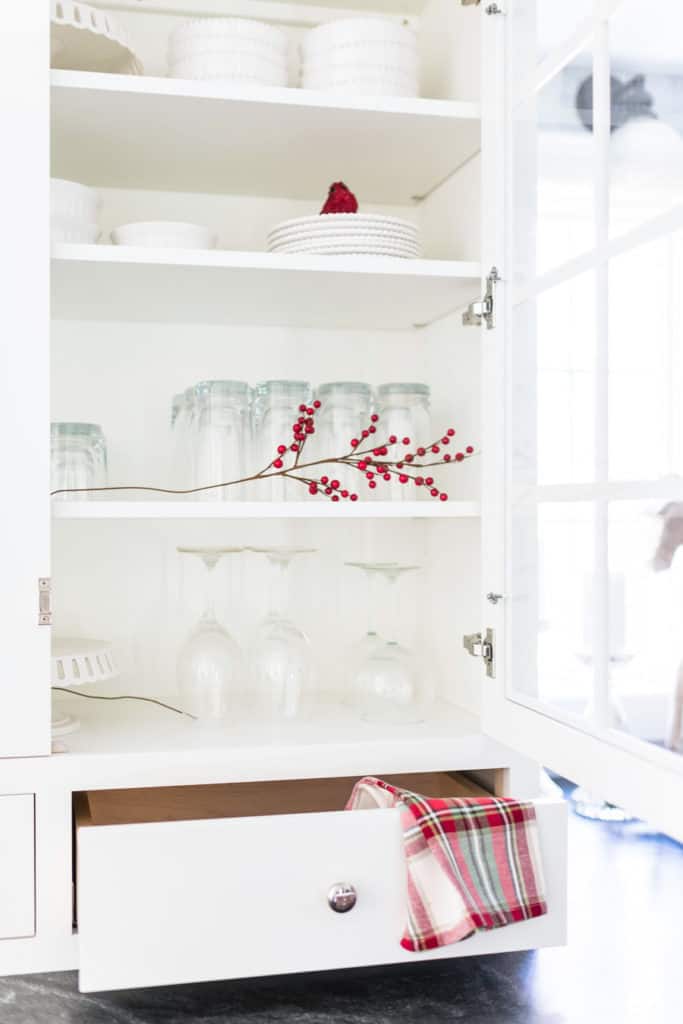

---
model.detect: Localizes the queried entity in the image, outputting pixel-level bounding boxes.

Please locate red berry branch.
[50,403,476,501]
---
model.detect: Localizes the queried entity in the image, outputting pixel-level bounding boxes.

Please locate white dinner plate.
[266,226,417,243]
[269,213,417,234]
[268,241,420,257]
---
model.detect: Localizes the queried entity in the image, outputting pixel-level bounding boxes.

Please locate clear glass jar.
[51,423,107,501]
[170,390,194,491]
[252,380,312,501]
[191,381,251,501]
[377,383,431,501]
[313,382,373,495]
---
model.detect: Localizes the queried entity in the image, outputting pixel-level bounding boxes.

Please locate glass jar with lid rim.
[252,380,313,502]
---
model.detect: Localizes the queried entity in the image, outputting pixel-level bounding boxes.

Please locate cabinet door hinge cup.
[38,577,52,626]
[461,0,504,13]
[463,267,500,330]
[463,628,495,678]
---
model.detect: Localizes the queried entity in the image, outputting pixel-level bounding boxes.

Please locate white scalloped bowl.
[169,52,287,86]
[111,221,216,250]
[51,177,101,222]
[51,219,100,244]
[303,17,415,51]
[169,17,288,57]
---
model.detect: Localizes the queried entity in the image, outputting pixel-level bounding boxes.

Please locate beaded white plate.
[269,242,419,258]
[51,1,143,74]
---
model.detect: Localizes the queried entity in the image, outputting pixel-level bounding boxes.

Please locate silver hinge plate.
[38,578,52,626]
[463,627,495,678]
[461,0,504,12]
[463,266,500,330]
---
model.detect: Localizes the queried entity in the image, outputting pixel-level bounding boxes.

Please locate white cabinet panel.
[0,0,51,757]
[0,795,35,939]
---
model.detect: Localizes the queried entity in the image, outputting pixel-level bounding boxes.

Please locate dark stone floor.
[1,781,681,1024]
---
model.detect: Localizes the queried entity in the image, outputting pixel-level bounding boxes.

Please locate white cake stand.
[51,637,119,738]
[51,1,143,75]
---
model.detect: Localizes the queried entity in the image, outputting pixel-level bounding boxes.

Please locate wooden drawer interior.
[74,771,493,829]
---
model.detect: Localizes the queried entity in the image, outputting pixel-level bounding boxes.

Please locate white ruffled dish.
[169,53,287,86]
[51,177,101,222]
[51,0,143,74]
[303,17,415,51]
[169,17,288,57]
[51,220,100,244]
[111,221,216,250]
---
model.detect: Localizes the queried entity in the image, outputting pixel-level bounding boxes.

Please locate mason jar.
[376,382,431,501]
[252,380,312,501]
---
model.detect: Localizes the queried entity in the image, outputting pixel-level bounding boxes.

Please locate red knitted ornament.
[320,181,359,215]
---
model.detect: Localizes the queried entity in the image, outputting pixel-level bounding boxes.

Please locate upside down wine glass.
[346,562,422,724]
[249,547,316,720]
[176,546,244,720]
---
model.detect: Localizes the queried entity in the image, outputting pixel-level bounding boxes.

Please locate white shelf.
[50,71,480,203]
[44,697,513,790]
[51,245,481,329]
[52,500,481,520]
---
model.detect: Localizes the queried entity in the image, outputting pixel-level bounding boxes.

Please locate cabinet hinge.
[462,266,500,330]
[38,578,52,626]
[463,628,495,678]
[461,0,504,13]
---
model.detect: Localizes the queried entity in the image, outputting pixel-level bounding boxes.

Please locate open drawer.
[74,772,567,992]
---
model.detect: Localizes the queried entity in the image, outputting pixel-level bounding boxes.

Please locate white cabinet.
[0,795,35,939]
[0,0,681,992]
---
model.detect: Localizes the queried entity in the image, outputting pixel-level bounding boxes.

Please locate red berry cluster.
[262,404,475,503]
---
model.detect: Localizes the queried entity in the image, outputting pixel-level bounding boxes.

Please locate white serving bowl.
[303,17,415,52]
[51,219,100,244]
[111,221,216,249]
[169,52,287,86]
[170,17,288,57]
[51,177,101,222]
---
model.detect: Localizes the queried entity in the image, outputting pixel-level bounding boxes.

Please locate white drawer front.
[0,794,35,939]
[77,796,567,992]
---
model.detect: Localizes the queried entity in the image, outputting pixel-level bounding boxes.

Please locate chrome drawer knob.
[328,882,357,913]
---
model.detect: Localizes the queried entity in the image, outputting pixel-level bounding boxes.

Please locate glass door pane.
[609,0,683,239]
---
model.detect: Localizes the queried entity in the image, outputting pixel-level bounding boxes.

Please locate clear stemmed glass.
[345,562,422,724]
[176,546,244,720]
[248,547,316,720]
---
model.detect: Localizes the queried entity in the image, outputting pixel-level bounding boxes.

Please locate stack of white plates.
[51,178,101,244]
[168,17,288,86]
[301,18,418,97]
[267,214,420,258]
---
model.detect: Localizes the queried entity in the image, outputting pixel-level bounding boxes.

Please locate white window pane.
[609,0,683,239]
[608,234,682,480]
[509,502,595,716]
[608,499,683,755]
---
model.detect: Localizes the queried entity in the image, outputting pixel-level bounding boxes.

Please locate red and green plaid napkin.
[346,776,547,952]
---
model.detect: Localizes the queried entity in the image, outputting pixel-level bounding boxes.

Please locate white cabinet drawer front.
[0,795,35,939]
[76,778,567,992]
[78,808,406,991]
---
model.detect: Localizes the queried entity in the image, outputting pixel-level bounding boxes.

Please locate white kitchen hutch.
[1,0,682,994]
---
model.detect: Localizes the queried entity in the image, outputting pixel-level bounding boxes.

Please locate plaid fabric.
[346,776,547,952]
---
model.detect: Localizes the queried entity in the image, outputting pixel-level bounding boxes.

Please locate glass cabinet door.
[482,0,683,839]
